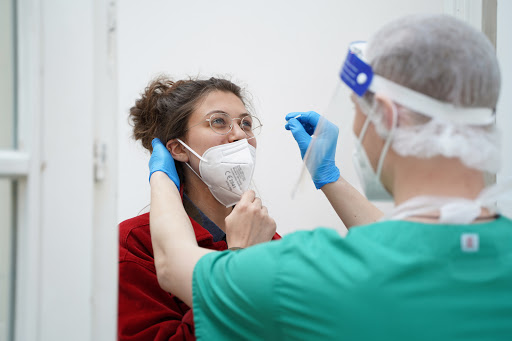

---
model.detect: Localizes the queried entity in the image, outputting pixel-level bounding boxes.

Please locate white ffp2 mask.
[177,139,256,207]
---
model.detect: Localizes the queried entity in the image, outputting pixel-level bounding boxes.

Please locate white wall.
[117,0,446,235]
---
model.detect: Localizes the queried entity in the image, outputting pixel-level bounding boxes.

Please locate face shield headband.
[340,41,495,126]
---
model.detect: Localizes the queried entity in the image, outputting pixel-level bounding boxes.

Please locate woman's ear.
[166,139,189,162]
[374,94,397,130]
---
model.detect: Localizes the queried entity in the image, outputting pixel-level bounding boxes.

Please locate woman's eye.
[211,117,228,127]
[241,117,253,128]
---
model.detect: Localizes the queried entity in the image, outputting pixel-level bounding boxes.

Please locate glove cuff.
[149,170,180,191]
[313,164,340,190]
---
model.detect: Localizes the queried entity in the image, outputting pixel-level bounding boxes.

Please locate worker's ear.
[374,94,397,131]
[166,139,189,162]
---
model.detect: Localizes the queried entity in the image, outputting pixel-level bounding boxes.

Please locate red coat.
[118,211,280,340]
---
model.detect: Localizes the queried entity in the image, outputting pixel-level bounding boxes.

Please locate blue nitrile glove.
[149,138,180,191]
[285,111,340,189]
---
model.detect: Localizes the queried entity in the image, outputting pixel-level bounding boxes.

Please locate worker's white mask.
[352,106,395,202]
[177,138,256,207]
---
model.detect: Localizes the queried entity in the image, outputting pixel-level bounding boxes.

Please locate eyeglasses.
[186,112,262,138]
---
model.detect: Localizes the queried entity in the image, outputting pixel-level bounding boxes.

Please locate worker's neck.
[389,156,486,206]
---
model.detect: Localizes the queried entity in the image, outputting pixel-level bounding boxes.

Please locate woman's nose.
[228,122,247,142]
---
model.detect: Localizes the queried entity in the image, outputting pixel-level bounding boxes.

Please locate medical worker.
[148,14,512,340]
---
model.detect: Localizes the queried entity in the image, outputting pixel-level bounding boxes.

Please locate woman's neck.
[183,174,233,232]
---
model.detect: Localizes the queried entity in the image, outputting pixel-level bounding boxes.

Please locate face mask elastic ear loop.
[182,162,213,189]
[176,138,208,162]
[357,110,373,143]
[375,101,398,177]
[176,138,212,188]
[249,179,262,198]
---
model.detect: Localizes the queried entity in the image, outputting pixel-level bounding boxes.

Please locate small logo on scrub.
[460,233,479,252]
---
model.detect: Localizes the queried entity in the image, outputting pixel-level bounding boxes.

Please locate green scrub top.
[193,217,512,340]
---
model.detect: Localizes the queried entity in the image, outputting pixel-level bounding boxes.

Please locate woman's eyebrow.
[205,109,227,116]
[205,110,250,117]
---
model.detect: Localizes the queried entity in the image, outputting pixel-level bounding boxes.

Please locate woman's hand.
[225,191,277,249]
[149,138,180,190]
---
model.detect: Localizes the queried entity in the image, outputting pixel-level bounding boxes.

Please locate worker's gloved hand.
[149,138,180,191]
[285,111,340,189]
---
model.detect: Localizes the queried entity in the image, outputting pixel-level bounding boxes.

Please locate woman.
[118,76,280,340]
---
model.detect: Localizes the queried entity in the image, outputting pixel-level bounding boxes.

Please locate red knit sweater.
[118,211,280,340]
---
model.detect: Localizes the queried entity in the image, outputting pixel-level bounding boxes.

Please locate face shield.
[341,41,495,125]
[292,41,500,199]
[341,41,500,175]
